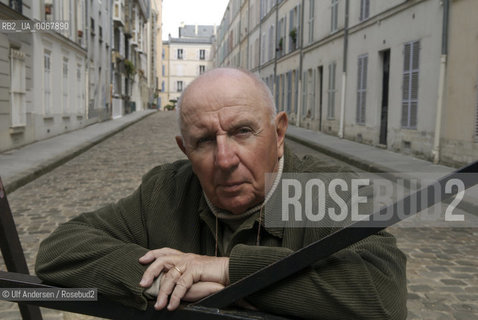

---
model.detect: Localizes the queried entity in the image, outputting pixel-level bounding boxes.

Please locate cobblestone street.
[1,111,477,319]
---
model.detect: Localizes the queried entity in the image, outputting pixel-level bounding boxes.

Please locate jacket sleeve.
[228,231,407,320]
[35,181,152,310]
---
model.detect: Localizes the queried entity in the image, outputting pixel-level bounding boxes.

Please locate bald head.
[176,68,276,136]
[173,67,288,214]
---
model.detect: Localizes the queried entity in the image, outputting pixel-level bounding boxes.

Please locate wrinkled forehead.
[180,71,271,122]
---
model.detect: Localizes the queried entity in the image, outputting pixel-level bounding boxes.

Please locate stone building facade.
[0,0,91,152]
[112,0,152,118]
[0,1,35,152]
[214,0,478,167]
[160,25,215,109]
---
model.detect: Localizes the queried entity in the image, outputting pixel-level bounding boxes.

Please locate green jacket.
[35,147,407,319]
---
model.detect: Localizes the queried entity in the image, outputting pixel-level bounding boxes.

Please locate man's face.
[176,70,287,214]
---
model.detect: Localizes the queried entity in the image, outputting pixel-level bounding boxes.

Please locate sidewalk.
[0,110,156,193]
[286,124,478,213]
[1,113,476,211]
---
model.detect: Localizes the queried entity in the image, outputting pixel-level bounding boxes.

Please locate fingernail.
[139,279,146,286]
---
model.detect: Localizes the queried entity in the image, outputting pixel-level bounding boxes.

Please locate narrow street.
[1,111,477,319]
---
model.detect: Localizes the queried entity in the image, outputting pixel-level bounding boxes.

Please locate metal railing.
[1,160,477,319]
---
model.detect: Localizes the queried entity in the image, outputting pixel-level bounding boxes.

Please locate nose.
[215,134,239,171]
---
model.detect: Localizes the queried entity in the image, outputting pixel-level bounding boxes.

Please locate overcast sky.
[162,0,229,40]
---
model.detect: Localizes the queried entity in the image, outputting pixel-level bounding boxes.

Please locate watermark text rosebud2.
[264,172,478,228]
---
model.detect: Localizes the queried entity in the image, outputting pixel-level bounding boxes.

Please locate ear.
[176,136,187,155]
[275,112,288,158]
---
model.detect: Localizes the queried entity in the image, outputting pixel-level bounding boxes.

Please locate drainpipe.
[110,0,113,118]
[167,38,171,105]
[273,0,279,110]
[338,0,349,138]
[258,6,262,76]
[238,6,241,67]
[246,0,250,69]
[85,0,90,118]
[295,0,305,127]
[432,0,449,164]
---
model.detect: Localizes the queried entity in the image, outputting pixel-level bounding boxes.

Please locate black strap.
[0,177,43,320]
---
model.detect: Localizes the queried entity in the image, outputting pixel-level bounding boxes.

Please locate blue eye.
[236,127,253,135]
[197,136,215,145]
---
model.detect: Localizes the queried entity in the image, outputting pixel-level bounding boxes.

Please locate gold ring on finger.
[173,266,182,275]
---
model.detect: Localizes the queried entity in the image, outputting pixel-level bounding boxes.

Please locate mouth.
[218,182,245,193]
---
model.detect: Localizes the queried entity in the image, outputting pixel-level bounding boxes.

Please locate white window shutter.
[402,40,420,128]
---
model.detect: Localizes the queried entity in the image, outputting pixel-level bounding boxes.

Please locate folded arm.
[35,187,152,309]
[228,231,407,320]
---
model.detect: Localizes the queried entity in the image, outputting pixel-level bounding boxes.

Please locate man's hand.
[139,248,229,311]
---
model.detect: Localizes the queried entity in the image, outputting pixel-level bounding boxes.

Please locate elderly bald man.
[36,68,407,319]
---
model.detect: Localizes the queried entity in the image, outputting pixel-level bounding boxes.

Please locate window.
[268,25,274,61]
[45,1,52,20]
[261,33,266,64]
[114,72,121,95]
[44,51,51,114]
[356,54,368,124]
[297,5,302,47]
[77,64,82,113]
[331,0,338,32]
[63,58,69,112]
[162,48,165,59]
[177,49,183,59]
[286,71,292,113]
[161,81,165,92]
[125,76,129,96]
[277,18,284,57]
[402,41,420,129]
[360,0,370,21]
[280,74,285,111]
[90,18,95,35]
[113,0,122,21]
[275,75,280,111]
[327,62,336,119]
[114,28,120,51]
[10,48,26,126]
[308,0,315,44]
[9,0,22,14]
[162,64,165,76]
[288,8,297,52]
[199,65,205,74]
[199,49,205,60]
[302,71,308,116]
[307,69,315,118]
[255,38,260,67]
[228,30,234,53]
[124,35,128,58]
[177,81,183,92]
[249,42,253,68]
